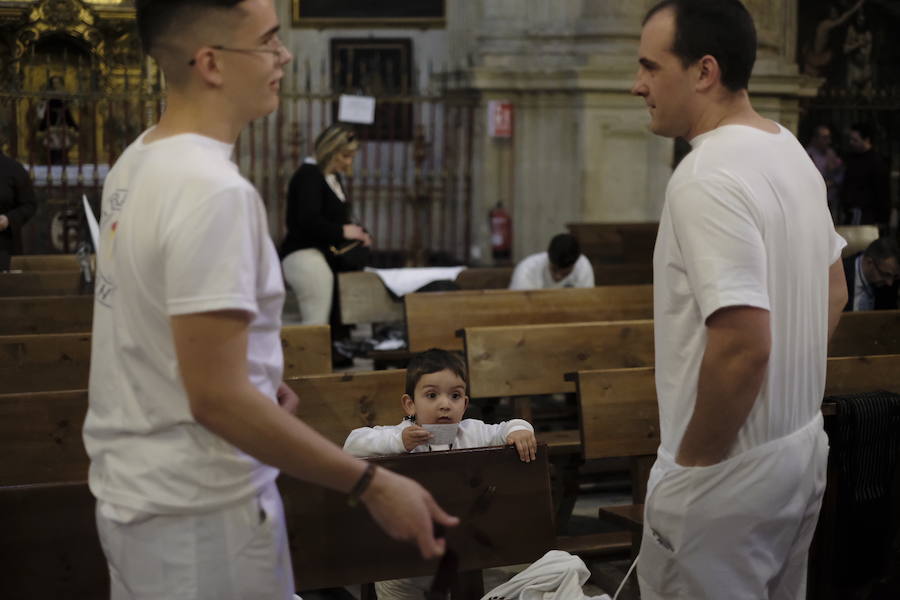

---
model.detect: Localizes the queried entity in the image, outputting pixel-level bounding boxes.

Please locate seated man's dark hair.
[864,237,900,263]
[643,0,757,92]
[405,348,467,397]
[136,0,245,55]
[547,233,581,270]
[850,122,875,144]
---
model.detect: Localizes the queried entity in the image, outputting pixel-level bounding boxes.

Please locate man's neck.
[685,90,777,141]
[145,92,244,145]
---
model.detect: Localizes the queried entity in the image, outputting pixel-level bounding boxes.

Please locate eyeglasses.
[188,34,287,66]
[872,260,900,283]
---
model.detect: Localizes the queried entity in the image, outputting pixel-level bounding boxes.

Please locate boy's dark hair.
[405,348,467,397]
[547,233,581,270]
[850,122,874,144]
[643,0,757,92]
[864,237,900,263]
[135,0,245,55]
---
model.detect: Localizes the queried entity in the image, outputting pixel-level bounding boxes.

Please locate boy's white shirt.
[343,418,533,457]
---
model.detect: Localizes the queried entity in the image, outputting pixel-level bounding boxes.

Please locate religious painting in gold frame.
[292,0,444,29]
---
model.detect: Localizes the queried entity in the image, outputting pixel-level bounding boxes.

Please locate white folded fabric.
[366,266,466,297]
[480,550,611,600]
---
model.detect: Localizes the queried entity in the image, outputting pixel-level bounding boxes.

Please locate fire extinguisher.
[489,202,512,260]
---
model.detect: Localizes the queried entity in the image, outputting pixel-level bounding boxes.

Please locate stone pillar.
[449,0,816,262]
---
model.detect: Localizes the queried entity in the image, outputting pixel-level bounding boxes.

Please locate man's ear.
[401,394,416,417]
[695,54,720,92]
[190,47,225,87]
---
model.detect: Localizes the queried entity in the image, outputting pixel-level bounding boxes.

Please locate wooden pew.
[1,325,333,394]
[0,270,87,296]
[0,295,93,335]
[0,446,556,599]
[566,222,658,265]
[828,309,900,357]
[9,254,81,271]
[337,267,514,326]
[592,263,653,285]
[405,285,653,352]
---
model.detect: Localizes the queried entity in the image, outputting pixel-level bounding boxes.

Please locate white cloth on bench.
[480,550,610,600]
[366,266,466,297]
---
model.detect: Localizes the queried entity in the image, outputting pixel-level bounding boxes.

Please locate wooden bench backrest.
[406,285,653,352]
[9,254,81,271]
[463,320,655,398]
[567,222,658,264]
[0,447,554,596]
[456,267,513,289]
[0,325,331,395]
[286,369,407,447]
[0,271,86,297]
[828,309,900,356]
[593,263,653,285]
[0,295,94,335]
[574,354,900,462]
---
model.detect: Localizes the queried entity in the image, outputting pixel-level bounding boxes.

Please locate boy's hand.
[402,424,432,451]
[507,430,537,462]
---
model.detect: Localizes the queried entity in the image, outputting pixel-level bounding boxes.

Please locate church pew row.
[566,222,658,265]
[0,295,93,335]
[9,254,82,271]
[0,270,88,297]
[0,325,333,395]
[404,285,653,352]
[0,446,556,600]
[460,310,900,399]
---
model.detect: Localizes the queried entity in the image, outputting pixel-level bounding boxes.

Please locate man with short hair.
[805,124,843,217]
[0,147,36,269]
[83,1,457,597]
[841,122,891,226]
[843,237,900,311]
[631,1,847,597]
[508,233,594,290]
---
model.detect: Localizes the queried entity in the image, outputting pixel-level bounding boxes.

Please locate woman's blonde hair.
[314,123,358,170]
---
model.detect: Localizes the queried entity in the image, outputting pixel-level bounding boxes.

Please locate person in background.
[0,147,36,269]
[842,236,900,311]
[509,233,594,290]
[806,124,843,220]
[841,122,890,227]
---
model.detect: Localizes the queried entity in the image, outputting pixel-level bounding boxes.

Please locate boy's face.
[402,369,469,425]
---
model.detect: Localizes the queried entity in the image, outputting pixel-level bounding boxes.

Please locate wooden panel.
[284,445,555,589]
[406,285,653,352]
[0,295,93,335]
[463,320,654,398]
[828,310,900,357]
[567,222,658,265]
[593,263,653,285]
[0,333,93,394]
[9,254,82,271]
[337,271,404,325]
[825,354,900,395]
[0,390,90,485]
[281,324,332,376]
[287,369,407,446]
[456,267,513,290]
[574,367,660,461]
[835,225,878,258]
[0,481,109,599]
[0,271,87,296]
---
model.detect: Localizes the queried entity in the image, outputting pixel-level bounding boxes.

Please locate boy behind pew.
[344,348,538,600]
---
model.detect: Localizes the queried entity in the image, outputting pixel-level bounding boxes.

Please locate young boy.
[344,348,537,461]
[344,349,537,599]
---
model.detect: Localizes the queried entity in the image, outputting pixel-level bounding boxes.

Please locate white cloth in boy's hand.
[422,423,459,446]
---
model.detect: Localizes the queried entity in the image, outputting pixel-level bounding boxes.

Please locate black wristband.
[347,462,377,507]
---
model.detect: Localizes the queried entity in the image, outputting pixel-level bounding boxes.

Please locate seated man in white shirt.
[509,233,595,290]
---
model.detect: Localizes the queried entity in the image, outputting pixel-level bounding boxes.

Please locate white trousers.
[637,413,828,600]
[282,248,334,326]
[95,481,295,600]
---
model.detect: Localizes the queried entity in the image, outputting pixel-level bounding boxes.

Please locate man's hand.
[276,382,299,415]
[507,430,537,462]
[361,467,459,559]
[402,424,432,451]
[0,215,8,231]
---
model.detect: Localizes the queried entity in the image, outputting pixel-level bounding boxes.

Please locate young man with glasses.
[83,1,457,597]
[843,237,900,311]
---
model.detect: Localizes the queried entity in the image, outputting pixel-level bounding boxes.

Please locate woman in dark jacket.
[280,124,370,325]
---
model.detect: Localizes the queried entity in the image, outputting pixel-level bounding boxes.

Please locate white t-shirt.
[84,130,285,516]
[343,418,533,457]
[653,124,845,457]
[509,252,594,290]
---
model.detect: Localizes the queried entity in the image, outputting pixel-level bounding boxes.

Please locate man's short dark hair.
[864,237,900,263]
[405,349,467,397]
[547,233,581,270]
[643,0,757,92]
[850,122,874,144]
[135,0,245,55]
